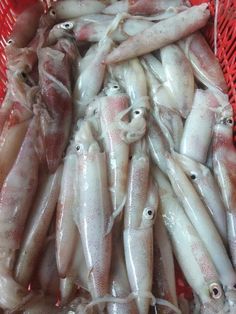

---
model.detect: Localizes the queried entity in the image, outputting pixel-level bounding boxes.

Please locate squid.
[153,105,183,152]
[6,2,44,48]
[110,58,150,111]
[56,144,78,278]
[160,44,194,118]
[166,153,236,300]
[98,81,130,219]
[173,151,227,244]
[124,140,156,314]
[154,168,227,314]
[105,4,210,63]
[153,210,179,313]
[37,238,60,299]
[178,32,227,93]
[6,8,57,76]
[103,0,186,15]
[180,89,219,164]
[147,115,170,174]
[212,101,236,269]
[52,0,106,20]
[73,121,112,311]
[141,53,166,83]
[141,59,177,112]
[0,75,35,189]
[15,166,62,287]
[73,14,119,118]
[108,232,138,314]
[49,14,154,43]
[38,38,77,172]
[0,116,39,310]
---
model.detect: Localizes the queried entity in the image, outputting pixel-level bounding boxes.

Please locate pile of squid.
[0,0,236,313]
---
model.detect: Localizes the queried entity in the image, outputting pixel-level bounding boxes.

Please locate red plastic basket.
[0,0,235,304]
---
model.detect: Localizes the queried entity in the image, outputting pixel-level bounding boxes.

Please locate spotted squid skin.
[74,122,112,305]
[105,4,210,64]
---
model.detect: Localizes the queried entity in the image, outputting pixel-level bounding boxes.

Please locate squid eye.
[20,72,28,81]
[76,145,80,151]
[209,283,222,300]
[226,117,233,125]
[61,22,74,30]
[49,9,56,17]
[143,207,155,220]
[133,108,144,117]
[6,39,14,45]
[222,117,233,126]
[190,173,197,180]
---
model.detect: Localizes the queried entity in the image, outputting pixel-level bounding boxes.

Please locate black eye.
[7,39,13,45]
[113,85,119,89]
[50,9,56,16]
[134,110,140,115]
[227,118,233,125]
[190,174,196,180]
[209,283,222,300]
[21,72,27,79]
[210,286,221,299]
[143,207,155,220]
[129,156,132,160]
[222,117,233,126]
[62,22,73,30]
[213,288,219,296]
[76,145,80,151]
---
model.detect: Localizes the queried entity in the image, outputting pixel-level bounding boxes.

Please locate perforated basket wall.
[0,0,235,132]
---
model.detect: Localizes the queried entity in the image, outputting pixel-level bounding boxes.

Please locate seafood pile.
[0,0,236,313]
